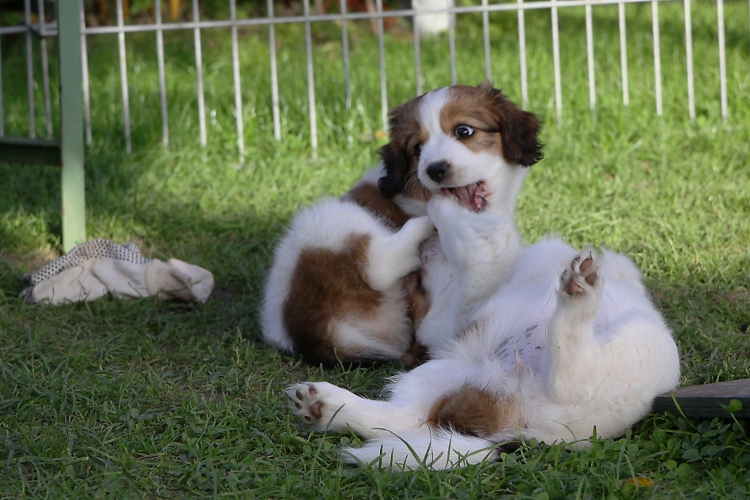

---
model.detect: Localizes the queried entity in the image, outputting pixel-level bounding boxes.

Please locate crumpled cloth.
[22,239,214,305]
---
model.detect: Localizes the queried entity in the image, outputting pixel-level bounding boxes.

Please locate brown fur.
[391,270,431,367]
[405,270,430,334]
[282,234,384,365]
[439,83,543,167]
[398,338,428,367]
[426,384,521,438]
[344,182,412,229]
[377,97,431,202]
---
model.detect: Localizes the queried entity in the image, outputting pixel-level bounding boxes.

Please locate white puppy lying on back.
[285,191,680,470]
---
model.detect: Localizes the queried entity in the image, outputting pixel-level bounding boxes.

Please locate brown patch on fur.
[439,83,543,167]
[378,96,431,203]
[282,234,384,365]
[426,385,521,438]
[405,270,430,333]
[398,339,428,367]
[343,181,412,229]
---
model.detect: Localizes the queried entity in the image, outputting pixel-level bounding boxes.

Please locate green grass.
[2,2,750,497]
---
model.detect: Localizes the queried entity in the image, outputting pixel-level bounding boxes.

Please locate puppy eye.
[413,143,422,155]
[455,125,474,139]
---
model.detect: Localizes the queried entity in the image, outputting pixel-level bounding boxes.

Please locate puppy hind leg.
[547,247,605,403]
[366,216,435,291]
[285,382,419,439]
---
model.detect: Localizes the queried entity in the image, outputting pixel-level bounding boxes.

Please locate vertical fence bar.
[585,0,596,114]
[192,0,207,146]
[80,0,92,145]
[413,10,422,96]
[482,0,491,81]
[652,0,662,116]
[303,0,318,152]
[518,0,528,109]
[449,0,456,85]
[155,0,169,147]
[0,35,4,136]
[376,0,388,131]
[267,0,281,141]
[230,0,245,157]
[618,1,629,107]
[551,0,562,121]
[717,0,727,121]
[25,0,36,138]
[58,0,87,252]
[37,0,52,138]
[340,0,352,110]
[116,0,132,153]
[683,0,694,120]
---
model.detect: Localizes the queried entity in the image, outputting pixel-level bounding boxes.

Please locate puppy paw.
[398,215,436,249]
[426,193,462,226]
[285,383,324,425]
[560,246,601,297]
[405,214,436,235]
[285,382,349,432]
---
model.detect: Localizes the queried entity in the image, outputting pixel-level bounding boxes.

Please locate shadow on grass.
[0,146,288,346]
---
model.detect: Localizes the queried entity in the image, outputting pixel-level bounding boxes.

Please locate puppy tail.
[341,431,499,470]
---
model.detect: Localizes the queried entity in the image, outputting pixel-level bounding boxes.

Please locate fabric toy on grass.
[22,239,214,305]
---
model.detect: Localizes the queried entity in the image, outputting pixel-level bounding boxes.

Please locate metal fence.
[0,0,740,158]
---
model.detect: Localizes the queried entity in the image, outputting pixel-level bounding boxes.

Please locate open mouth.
[441,181,487,212]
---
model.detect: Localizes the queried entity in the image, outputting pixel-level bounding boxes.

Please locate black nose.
[426,161,450,183]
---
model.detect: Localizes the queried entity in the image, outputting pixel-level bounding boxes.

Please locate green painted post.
[58,0,86,253]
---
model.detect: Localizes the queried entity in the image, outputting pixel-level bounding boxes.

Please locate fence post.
[58,0,87,252]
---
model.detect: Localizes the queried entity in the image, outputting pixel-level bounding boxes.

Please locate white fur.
[286,196,680,470]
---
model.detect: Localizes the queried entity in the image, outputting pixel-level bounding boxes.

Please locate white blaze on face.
[418,87,452,139]
[417,87,453,179]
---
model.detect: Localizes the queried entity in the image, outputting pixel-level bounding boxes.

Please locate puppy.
[285,195,681,469]
[261,83,543,365]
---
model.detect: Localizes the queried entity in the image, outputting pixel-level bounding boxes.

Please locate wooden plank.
[653,379,750,419]
[0,136,61,166]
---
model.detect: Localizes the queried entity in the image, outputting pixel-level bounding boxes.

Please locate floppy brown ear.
[377,142,407,199]
[489,87,544,167]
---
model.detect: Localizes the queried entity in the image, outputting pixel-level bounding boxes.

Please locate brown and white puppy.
[283,87,679,470]
[261,83,543,366]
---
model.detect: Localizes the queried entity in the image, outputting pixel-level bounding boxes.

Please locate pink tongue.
[442,182,486,212]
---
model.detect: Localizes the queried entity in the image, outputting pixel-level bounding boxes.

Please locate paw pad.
[286,383,323,424]
[562,249,599,297]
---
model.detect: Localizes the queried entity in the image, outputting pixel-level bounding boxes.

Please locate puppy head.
[379,83,543,214]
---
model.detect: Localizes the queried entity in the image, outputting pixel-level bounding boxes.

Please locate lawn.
[1,1,750,497]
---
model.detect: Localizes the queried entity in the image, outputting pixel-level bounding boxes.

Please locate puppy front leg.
[285,382,419,439]
[546,247,604,404]
[427,196,522,305]
[366,216,435,291]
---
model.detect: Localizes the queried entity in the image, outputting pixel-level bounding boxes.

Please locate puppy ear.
[488,86,544,167]
[377,143,407,198]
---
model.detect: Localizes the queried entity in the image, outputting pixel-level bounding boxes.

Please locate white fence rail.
[0,0,741,156]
